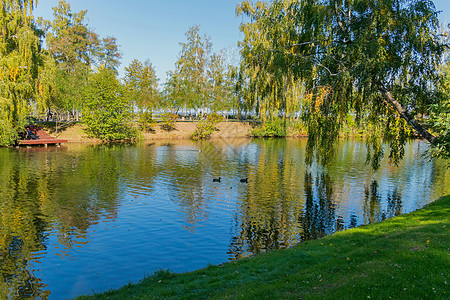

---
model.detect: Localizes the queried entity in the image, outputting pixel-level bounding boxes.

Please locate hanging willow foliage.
[237,0,447,167]
[237,0,306,124]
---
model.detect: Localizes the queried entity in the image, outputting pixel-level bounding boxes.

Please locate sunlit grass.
[77,196,449,299]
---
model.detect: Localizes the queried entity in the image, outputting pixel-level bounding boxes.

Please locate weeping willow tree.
[237,0,448,167]
[0,0,41,145]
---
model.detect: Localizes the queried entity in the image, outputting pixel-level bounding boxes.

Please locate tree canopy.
[164,25,239,115]
[124,58,159,113]
[83,67,136,141]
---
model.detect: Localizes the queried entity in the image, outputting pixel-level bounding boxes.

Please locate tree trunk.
[378,84,436,144]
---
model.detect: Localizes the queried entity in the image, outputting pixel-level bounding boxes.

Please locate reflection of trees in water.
[386,188,402,218]
[363,180,383,224]
[229,139,305,259]
[0,139,444,297]
[0,153,51,298]
[229,168,342,259]
[349,214,358,228]
[228,139,355,259]
[0,146,127,298]
[0,170,49,298]
[363,180,403,224]
[227,139,416,260]
[160,139,253,232]
[229,166,407,259]
[300,172,338,240]
[158,143,211,231]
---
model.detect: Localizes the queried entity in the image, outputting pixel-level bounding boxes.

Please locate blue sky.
[34,0,244,83]
[34,0,450,84]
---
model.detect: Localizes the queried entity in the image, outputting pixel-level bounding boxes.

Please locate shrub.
[191,122,218,140]
[83,68,137,141]
[139,111,156,132]
[191,112,223,140]
[290,120,308,136]
[160,113,178,131]
[251,118,287,137]
[206,112,223,124]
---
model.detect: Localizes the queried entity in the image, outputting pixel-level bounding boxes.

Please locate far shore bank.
[40,121,257,143]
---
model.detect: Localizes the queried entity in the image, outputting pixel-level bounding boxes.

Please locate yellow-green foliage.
[160,113,178,131]
[83,68,137,141]
[0,0,40,145]
[251,118,287,137]
[191,112,223,140]
[138,111,156,132]
[237,0,447,164]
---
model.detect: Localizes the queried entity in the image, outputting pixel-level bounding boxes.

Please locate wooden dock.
[18,127,67,146]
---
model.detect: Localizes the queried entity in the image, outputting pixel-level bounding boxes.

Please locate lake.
[0,138,448,299]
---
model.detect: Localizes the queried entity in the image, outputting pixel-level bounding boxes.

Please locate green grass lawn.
[77,196,449,299]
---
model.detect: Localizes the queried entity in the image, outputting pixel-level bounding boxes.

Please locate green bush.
[206,112,223,124]
[83,68,137,141]
[428,99,450,160]
[160,113,178,131]
[191,112,223,140]
[290,120,308,136]
[191,122,218,140]
[0,122,18,146]
[139,112,156,132]
[251,118,287,137]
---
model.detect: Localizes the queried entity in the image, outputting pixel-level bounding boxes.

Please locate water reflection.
[362,180,404,224]
[0,145,124,298]
[301,172,338,240]
[0,139,448,299]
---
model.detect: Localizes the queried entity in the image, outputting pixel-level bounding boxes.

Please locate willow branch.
[378,83,436,144]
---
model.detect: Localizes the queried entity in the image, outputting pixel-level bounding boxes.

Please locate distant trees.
[163,25,239,115]
[0,0,247,145]
[208,51,237,113]
[124,59,159,113]
[2,0,447,153]
[0,0,130,143]
[38,0,122,122]
[237,1,305,123]
[97,36,122,73]
[175,25,211,112]
[41,0,94,120]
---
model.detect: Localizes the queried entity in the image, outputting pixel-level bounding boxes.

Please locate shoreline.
[77,196,449,299]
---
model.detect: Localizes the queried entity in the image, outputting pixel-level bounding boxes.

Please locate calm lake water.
[0,138,448,299]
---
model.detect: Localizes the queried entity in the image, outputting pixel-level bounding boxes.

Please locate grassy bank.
[77,196,449,299]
